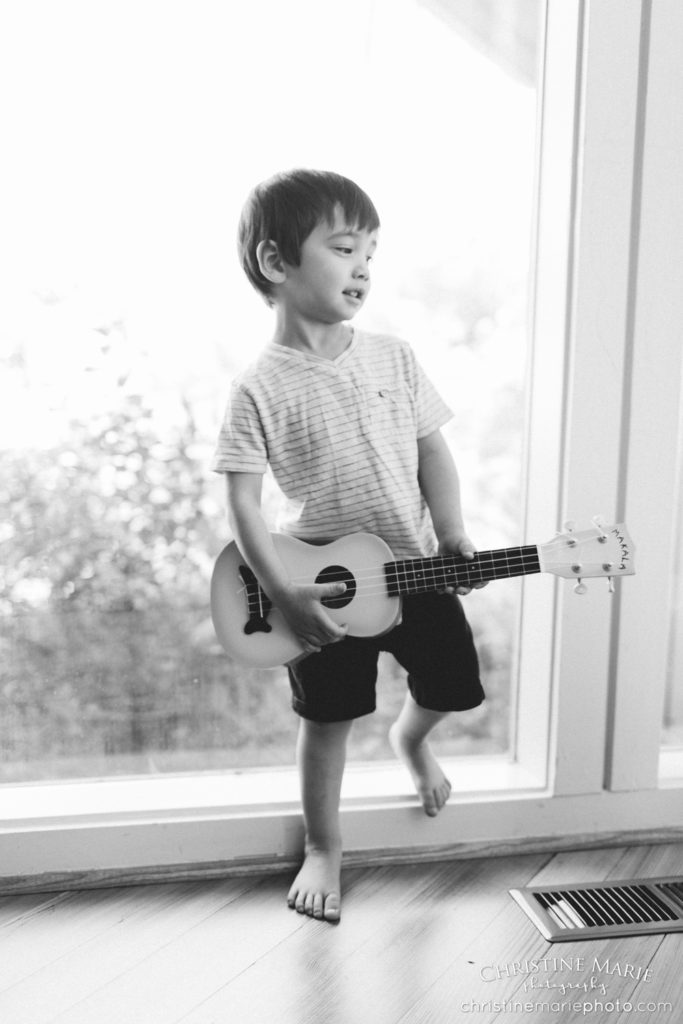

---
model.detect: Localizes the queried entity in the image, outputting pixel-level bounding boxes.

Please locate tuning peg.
[563,519,576,532]
[574,579,587,595]
[592,514,609,542]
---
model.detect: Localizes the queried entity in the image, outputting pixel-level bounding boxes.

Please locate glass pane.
[0,0,542,782]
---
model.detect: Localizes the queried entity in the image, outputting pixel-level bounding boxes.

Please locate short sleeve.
[211,383,268,474]
[410,350,453,438]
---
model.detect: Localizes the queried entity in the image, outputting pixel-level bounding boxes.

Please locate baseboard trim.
[2,827,681,896]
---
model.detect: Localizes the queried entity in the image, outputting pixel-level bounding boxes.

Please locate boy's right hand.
[276,581,349,656]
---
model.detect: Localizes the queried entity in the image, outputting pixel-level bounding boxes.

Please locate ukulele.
[210,520,635,667]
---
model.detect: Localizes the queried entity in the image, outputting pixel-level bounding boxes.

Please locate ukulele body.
[210,532,400,667]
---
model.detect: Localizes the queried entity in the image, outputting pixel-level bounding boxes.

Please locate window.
[1,0,681,885]
[1,0,541,783]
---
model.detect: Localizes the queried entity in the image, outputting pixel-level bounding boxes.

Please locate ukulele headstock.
[538,519,635,593]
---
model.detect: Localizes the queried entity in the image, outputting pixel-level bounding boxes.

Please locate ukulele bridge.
[238,565,273,635]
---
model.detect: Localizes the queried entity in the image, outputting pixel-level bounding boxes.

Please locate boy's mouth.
[343,288,364,301]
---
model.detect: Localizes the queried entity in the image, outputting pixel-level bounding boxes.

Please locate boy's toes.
[423,795,439,817]
[287,888,340,922]
[303,892,315,916]
[313,892,325,919]
[421,780,451,816]
[312,891,340,920]
[287,886,307,914]
[304,890,341,920]
[324,892,341,922]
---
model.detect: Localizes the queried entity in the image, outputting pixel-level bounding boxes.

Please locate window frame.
[2,0,683,888]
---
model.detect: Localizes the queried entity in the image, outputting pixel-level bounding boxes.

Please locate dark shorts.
[288,591,484,722]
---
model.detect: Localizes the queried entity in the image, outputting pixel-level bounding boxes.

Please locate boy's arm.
[417,429,485,595]
[225,472,348,655]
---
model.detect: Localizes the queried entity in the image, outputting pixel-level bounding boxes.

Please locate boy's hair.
[238,169,380,302]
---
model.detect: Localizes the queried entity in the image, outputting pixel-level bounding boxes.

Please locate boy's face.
[280,206,378,324]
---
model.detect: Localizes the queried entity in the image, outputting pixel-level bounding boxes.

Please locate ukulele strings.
[242,549,540,600]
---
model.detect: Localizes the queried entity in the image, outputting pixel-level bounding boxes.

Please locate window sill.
[1,763,682,888]
[0,754,544,828]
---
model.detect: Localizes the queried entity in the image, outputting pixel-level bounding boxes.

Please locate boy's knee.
[308,717,353,732]
[301,717,354,742]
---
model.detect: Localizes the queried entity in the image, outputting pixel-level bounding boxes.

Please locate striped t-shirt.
[212,329,453,558]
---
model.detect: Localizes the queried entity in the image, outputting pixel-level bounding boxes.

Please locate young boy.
[213,169,484,923]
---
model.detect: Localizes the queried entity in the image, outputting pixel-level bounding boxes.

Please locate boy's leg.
[287,716,354,922]
[384,593,483,817]
[389,692,452,816]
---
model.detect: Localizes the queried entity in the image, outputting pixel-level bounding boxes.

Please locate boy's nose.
[353,263,369,280]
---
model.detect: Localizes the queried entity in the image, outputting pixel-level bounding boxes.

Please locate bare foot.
[287,845,342,923]
[389,723,452,816]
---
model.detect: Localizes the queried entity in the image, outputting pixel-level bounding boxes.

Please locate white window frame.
[2,0,682,888]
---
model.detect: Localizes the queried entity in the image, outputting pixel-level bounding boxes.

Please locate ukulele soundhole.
[317,565,356,608]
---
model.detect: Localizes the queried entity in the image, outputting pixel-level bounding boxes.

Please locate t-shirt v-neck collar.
[268,328,359,368]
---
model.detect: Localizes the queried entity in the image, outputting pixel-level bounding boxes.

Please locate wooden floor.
[0,842,681,1024]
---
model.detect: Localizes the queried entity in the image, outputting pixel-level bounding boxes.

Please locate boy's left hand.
[438,533,488,596]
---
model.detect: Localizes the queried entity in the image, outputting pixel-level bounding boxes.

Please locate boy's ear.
[256,240,287,286]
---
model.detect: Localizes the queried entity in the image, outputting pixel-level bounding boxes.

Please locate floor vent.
[510,876,683,942]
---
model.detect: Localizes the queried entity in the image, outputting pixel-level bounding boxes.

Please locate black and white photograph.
[0,1,681,1021]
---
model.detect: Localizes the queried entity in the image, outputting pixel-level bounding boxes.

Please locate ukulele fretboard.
[385,545,541,597]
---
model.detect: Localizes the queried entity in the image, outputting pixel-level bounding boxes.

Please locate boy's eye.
[332,244,375,262]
